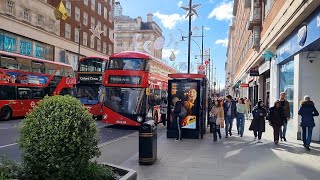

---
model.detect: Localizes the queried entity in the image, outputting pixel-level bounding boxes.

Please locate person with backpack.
[173,98,187,141]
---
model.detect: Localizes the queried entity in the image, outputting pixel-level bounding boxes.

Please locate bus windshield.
[108,58,144,70]
[77,85,105,105]
[104,87,146,114]
[79,58,107,72]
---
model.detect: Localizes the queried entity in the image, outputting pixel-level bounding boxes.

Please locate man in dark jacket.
[223,95,237,138]
[279,92,291,141]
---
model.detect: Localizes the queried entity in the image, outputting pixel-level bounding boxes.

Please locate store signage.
[249,69,259,76]
[240,83,249,87]
[108,75,141,85]
[259,61,270,74]
[276,8,320,64]
[78,74,102,84]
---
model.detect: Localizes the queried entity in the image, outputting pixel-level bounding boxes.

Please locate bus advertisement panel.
[0,51,76,121]
[76,57,108,117]
[102,51,176,126]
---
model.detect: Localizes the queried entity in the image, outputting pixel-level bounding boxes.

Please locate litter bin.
[139,120,157,165]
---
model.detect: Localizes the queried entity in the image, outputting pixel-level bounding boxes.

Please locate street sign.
[198,65,205,72]
[204,60,209,66]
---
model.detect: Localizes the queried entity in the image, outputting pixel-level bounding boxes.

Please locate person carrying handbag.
[210,100,224,141]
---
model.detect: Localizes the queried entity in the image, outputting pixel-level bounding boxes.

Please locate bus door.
[16,87,33,115]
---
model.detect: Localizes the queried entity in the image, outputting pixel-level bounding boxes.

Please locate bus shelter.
[166,74,208,139]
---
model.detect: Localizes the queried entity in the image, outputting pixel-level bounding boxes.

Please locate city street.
[0,119,139,162]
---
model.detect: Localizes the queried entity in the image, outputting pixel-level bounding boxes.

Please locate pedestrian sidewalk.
[120,121,320,180]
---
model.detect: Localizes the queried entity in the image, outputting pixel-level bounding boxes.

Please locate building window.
[65,23,71,39]
[103,42,107,53]
[91,0,95,11]
[37,14,44,26]
[117,25,123,30]
[6,0,15,15]
[117,43,122,47]
[75,29,80,43]
[98,3,101,15]
[65,0,71,16]
[97,39,101,51]
[264,0,275,18]
[104,7,108,19]
[83,32,88,46]
[75,6,80,21]
[90,36,95,48]
[84,0,88,5]
[103,25,107,36]
[108,44,112,55]
[23,8,31,21]
[91,17,95,29]
[49,19,55,31]
[83,12,88,26]
[97,21,101,29]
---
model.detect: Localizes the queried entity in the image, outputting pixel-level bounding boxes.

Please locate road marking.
[0,143,17,149]
[98,132,138,148]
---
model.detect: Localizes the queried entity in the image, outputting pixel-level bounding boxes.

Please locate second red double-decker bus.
[102,51,176,126]
[0,51,76,121]
[76,56,108,117]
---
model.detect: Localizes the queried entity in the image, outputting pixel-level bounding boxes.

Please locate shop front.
[275,7,320,141]
[259,61,270,109]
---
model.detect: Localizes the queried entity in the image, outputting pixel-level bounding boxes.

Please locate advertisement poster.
[171,81,198,129]
[0,70,48,85]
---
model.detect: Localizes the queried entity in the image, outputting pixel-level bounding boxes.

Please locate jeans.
[213,124,221,140]
[254,130,262,140]
[236,113,245,136]
[302,127,313,146]
[161,114,167,126]
[176,117,182,140]
[225,115,234,136]
[280,122,287,138]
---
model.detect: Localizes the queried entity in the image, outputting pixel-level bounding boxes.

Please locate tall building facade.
[227,0,320,141]
[0,0,114,70]
[114,11,163,59]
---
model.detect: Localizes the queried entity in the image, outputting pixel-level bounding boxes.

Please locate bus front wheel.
[0,106,12,121]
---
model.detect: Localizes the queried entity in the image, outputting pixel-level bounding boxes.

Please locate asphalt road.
[0,118,138,162]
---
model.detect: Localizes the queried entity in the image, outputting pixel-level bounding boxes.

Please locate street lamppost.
[77,24,82,70]
[181,0,201,74]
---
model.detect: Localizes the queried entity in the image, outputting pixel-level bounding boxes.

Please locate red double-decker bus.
[76,56,108,117]
[102,51,176,126]
[0,51,76,121]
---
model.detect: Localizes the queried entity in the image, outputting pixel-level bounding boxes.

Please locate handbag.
[208,116,217,124]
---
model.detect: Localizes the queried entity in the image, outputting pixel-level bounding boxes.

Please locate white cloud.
[154,11,186,29]
[208,1,234,21]
[215,38,228,47]
[178,1,183,7]
[162,49,180,59]
[204,27,210,31]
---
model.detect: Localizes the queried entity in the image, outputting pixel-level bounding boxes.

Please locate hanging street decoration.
[89,25,104,40]
[54,0,68,20]
[180,1,201,18]
[169,51,176,61]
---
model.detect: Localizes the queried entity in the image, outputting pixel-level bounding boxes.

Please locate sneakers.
[304,144,311,151]
[258,139,262,143]
[253,137,257,141]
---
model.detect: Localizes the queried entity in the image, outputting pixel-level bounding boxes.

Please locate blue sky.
[119,0,234,87]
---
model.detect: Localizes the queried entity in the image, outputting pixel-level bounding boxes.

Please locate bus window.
[31,61,44,73]
[79,58,105,72]
[55,66,64,76]
[59,87,76,96]
[109,58,144,71]
[0,86,16,100]
[64,66,75,78]
[45,63,56,74]
[32,88,44,99]
[18,58,31,71]
[0,56,18,70]
[17,87,32,99]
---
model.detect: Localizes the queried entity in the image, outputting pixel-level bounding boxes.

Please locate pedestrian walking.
[249,101,267,143]
[223,95,237,138]
[210,100,224,141]
[298,95,319,151]
[267,101,286,144]
[236,98,246,137]
[279,92,290,141]
[245,98,252,120]
[173,99,187,141]
[160,97,168,126]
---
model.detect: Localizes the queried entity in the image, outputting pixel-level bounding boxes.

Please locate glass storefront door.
[279,60,294,118]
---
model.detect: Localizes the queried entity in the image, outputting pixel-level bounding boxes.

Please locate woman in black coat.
[249,101,267,143]
[298,95,319,150]
[267,101,286,144]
